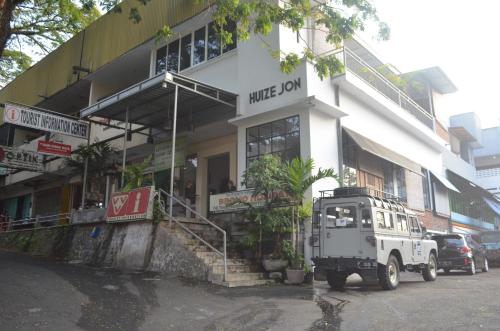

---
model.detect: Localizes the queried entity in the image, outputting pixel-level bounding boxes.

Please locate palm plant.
[122,156,152,192]
[284,157,338,260]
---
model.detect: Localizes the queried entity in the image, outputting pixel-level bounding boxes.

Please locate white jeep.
[311,187,438,290]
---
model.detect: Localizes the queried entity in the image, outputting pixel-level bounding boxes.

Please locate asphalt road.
[1,251,499,331]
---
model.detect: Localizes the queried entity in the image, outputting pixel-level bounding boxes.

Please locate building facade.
[1,0,498,260]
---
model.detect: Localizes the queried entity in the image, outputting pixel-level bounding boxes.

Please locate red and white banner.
[37,140,72,157]
[106,186,155,222]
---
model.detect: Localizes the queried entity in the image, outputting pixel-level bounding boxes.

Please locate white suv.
[311,187,438,290]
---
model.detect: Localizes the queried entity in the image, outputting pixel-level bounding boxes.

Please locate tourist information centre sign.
[106,186,155,222]
[0,145,44,172]
[3,103,89,139]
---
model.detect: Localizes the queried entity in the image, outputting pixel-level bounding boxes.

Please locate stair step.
[212,279,273,288]
[211,272,265,282]
[211,264,258,274]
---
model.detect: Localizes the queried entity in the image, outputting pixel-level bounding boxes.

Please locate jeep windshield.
[325,206,357,228]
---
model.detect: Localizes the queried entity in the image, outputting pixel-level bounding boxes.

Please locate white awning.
[344,128,422,175]
[430,170,460,193]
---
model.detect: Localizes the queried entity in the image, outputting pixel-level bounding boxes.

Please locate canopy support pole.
[121,107,129,188]
[80,124,92,210]
[169,85,179,227]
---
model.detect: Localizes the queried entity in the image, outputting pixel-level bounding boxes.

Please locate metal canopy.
[80,72,237,128]
[429,170,460,193]
[344,128,422,175]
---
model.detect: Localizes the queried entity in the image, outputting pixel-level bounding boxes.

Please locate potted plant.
[282,240,305,284]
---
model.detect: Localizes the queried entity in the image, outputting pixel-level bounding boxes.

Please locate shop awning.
[344,128,422,175]
[80,72,237,128]
[429,170,460,193]
[483,197,500,216]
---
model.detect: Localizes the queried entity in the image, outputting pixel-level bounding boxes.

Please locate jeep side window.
[376,211,385,229]
[385,213,394,230]
[325,206,357,229]
[397,214,409,233]
[361,209,372,228]
[409,216,421,234]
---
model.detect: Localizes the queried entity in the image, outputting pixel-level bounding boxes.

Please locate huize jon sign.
[106,186,155,222]
[3,103,89,139]
[249,78,301,105]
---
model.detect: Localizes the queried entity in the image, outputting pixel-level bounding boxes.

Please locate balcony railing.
[477,167,500,178]
[331,47,435,130]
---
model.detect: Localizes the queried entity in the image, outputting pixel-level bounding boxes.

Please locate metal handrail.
[158,189,227,282]
[0,213,72,233]
[340,47,434,129]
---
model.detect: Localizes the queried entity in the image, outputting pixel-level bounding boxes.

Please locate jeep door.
[321,204,361,258]
[409,216,425,264]
[396,213,413,264]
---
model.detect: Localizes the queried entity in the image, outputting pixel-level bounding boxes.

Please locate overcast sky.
[359,0,500,128]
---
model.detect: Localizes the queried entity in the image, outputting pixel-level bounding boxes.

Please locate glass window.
[223,19,237,53]
[167,39,179,73]
[245,116,300,165]
[325,206,357,228]
[396,167,407,202]
[409,216,421,234]
[361,208,372,228]
[383,162,394,195]
[376,211,386,229]
[180,34,192,71]
[422,169,431,210]
[207,22,221,60]
[193,26,206,65]
[155,46,167,74]
[397,214,409,233]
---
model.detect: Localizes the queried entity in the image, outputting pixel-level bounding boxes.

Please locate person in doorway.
[184,180,196,218]
[227,180,236,192]
[220,178,236,193]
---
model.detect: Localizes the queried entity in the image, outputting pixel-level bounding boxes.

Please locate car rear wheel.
[482,258,489,272]
[378,255,400,290]
[467,259,476,275]
[423,253,437,281]
[327,271,347,291]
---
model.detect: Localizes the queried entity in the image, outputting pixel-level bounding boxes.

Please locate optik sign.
[249,78,302,105]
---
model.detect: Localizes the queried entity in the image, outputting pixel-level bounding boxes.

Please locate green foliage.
[242,154,286,205]
[281,239,303,269]
[65,140,118,176]
[284,157,338,203]
[0,0,100,85]
[122,156,152,191]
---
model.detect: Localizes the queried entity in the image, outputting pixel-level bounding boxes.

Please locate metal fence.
[0,213,72,233]
[341,47,435,130]
[477,167,500,178]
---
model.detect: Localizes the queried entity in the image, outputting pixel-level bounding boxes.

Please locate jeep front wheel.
[327,271,347,291]
[378,255,400,290]
[422,253,437,281]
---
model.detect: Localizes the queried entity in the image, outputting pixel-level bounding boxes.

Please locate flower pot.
[286,269,305,284]
[262,258,288,272]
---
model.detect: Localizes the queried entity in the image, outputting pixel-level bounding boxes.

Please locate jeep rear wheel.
[327,271,347,291]
[378,255,400,290]
[422,253,437,281]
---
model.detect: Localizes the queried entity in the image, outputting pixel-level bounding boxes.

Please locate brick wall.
[417,210,449,232]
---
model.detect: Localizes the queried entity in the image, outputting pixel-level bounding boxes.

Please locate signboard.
[154,137,186,171]
[209,189,289,213]
[3,103,89,139]
[106,186,155,222]
[37,140,72,157]
[0,145,44,172]
[249,77,301,105]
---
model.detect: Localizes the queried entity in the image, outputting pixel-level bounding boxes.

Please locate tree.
[0,0,388,85]
[0,0,100,85]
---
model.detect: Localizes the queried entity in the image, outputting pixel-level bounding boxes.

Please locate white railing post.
[223,232,227,282]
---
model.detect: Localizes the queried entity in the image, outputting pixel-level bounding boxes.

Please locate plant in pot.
[282,239,305,284]
[241,155,290,271]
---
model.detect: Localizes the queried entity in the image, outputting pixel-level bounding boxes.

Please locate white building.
[1,1,497,261]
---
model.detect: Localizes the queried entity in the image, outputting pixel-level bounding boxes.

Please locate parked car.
[432,233,489,275]
[479,231,500,267]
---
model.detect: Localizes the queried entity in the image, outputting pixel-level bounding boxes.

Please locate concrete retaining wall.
[0,221,209,281]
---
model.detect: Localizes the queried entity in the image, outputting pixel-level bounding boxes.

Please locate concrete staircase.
[162,218,272,287]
